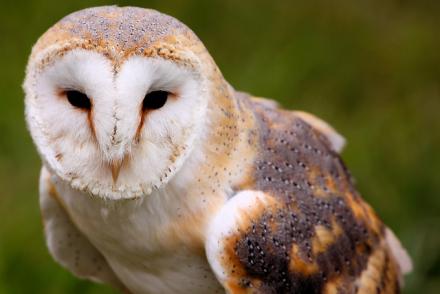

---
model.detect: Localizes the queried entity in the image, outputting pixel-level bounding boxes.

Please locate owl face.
[25,47,208,199]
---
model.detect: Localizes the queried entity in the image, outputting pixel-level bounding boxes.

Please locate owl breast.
[51,176,224,294]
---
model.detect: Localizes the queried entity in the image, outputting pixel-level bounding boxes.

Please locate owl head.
[24,6,230,200]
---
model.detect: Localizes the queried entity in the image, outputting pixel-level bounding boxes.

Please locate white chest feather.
[52,176,225,294]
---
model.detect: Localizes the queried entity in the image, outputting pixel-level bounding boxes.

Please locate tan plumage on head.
[24,6,412,294]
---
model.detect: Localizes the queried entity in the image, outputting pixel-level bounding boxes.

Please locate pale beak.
[110,158,124,184]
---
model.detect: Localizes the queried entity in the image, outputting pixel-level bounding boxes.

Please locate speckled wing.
[206,101,411,293]
[39,167,127,291]
[248,93,345,153]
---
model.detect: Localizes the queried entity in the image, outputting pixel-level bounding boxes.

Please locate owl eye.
[142,90,169,111]
[65,90,91,110]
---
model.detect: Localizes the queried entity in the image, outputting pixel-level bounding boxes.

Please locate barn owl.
[24,6,412,294]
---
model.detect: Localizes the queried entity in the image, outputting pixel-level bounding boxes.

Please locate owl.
[24,6,412,294]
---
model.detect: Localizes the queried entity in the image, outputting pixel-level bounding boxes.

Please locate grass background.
[0,0,439,293]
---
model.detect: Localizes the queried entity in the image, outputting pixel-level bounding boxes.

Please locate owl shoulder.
[236,91,345,153]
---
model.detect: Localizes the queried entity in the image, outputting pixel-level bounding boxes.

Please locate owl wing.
[39,167,127,291]
[244,92,345,153]
[206,191,410,294]
[291,111,345,153]
[206,102,410,293]
[249,96,280,110]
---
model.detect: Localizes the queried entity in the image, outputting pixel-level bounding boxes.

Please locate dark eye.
[65,90,91,110]
[142,90,169,111]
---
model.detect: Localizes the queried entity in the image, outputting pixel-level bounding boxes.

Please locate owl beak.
[110,158,124,184]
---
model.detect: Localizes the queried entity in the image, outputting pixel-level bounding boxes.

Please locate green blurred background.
[0,0,439,293]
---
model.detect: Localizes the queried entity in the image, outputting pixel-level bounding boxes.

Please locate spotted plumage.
[24,6,411,294]
[208,99,404,293]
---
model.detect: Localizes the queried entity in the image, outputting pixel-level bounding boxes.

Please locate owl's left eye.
[65,90,91,110]
[142,90,169,111]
